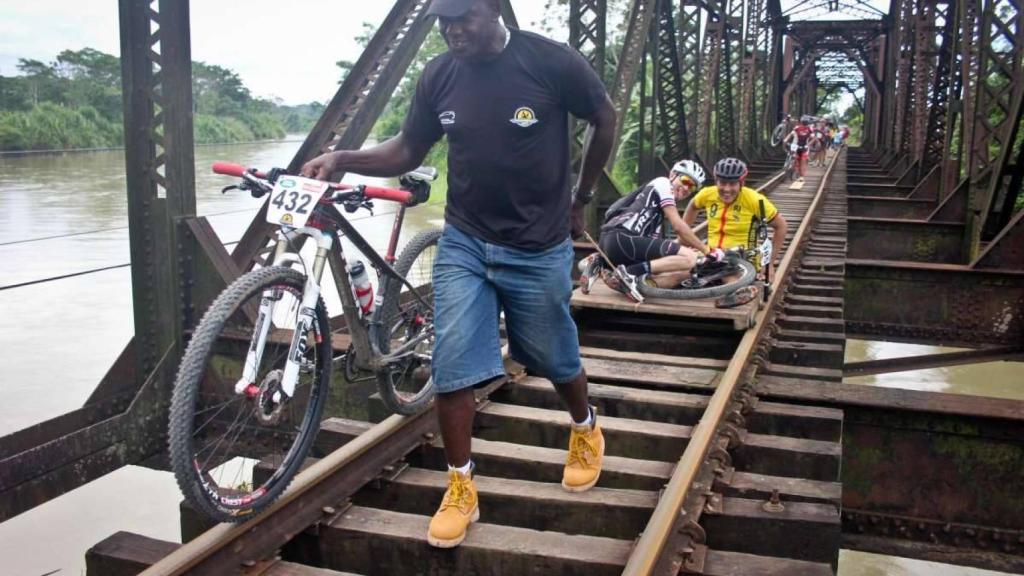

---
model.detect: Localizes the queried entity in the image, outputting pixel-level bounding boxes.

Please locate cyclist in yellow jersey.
[683,157,788,275]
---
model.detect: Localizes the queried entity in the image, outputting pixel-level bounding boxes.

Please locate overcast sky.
[0,1,557,105]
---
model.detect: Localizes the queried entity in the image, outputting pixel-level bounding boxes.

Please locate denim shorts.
[430,225,583,393]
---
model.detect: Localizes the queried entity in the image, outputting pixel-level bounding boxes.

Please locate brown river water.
[0,140,1019,575]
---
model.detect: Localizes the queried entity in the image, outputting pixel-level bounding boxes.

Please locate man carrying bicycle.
[578,160,712,301]
[683,158,788,304]
[782,116,814,181]
[302,0,615,550]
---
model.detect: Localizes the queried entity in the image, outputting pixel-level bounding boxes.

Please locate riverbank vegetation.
[0,48,322,151]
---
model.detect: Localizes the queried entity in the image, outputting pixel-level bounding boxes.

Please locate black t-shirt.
[402,29,608,250]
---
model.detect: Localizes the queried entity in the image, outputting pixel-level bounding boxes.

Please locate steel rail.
[622,153,841,574]
[140,410,437,575]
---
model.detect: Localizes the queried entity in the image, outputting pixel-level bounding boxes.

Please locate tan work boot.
[427,466,479,548]
[562,407,605,492]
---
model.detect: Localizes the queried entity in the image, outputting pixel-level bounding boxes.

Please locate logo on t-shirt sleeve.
[510,107,539,127]
[439,111,456,125]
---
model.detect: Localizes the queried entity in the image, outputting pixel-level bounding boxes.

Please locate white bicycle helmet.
[670,159,706,189]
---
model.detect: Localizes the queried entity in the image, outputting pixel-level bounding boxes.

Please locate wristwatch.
[573,185,594,205]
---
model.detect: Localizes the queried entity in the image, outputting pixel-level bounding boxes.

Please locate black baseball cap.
[427,0,477,17]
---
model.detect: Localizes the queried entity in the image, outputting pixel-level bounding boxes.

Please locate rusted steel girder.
[677,2,704,154]
[120,0,197,380]
[978,75,1024,242]
[964,0,1023,252]
[568,0,623,236]
[231,0,435,270]
[782,48,823,116]
[652,0,692,163]
[922,1,957,172]
[607,0,659,168]
[759,377,1024,574]
[844,345,1024,376]
[0,0,201,522]
[845,259,1024,347]
[570,0,607,80]
[695,0,743,161]
[717,0,743,159]
[569,0,607,156]
[739,0,765,153]
[847,218,967,263]
[753,0,776,153]
[697,2,724,160]
[763,0,784,144]
[967,0,1022,181]
[909,0,938,172]
[953,0,979,185]
[893,0,917,158]
[867,28,887,150]
[840,405,1024,561]
[974,209,1024,270]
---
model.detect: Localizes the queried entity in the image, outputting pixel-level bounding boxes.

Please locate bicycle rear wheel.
[638,255,757,300]
[373,227,442,415]
[169,266,331,522]
[770,122,786,146]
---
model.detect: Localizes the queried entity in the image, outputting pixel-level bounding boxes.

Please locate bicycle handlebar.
[212,162,414,205]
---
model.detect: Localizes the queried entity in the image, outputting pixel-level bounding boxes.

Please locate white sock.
[448,461,473,476]
[572,407,594,428]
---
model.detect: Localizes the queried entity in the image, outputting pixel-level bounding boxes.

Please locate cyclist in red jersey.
[782,116,814,181]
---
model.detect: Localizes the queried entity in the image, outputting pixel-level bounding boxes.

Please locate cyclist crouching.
[682,158,788,305]
[579,160,715,301]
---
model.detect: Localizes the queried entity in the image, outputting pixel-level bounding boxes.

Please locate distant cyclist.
[782,116,814,181]
[579,160,714,301]
[683,158,789,303]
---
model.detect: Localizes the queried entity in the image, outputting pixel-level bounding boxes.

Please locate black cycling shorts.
[599,230,680,266]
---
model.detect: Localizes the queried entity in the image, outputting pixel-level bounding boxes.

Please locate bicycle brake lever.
[221,185,240,194]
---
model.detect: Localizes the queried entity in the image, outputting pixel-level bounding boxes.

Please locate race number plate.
[266,176,330,228]
[760,239,773,267]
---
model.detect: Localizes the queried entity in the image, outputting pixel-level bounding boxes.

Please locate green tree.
[55,48,122,120]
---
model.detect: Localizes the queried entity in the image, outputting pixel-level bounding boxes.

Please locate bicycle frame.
[235,202,433,400]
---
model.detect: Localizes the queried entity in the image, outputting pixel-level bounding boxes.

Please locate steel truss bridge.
[2,0,1023,574]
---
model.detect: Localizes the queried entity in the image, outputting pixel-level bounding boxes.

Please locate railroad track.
[88,151,849,576]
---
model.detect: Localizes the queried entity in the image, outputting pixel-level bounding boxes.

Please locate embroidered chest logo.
[510,107,539,127]
[439,111,456,125]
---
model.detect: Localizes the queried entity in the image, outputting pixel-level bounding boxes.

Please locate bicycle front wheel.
[770,122,786,146]
[169,266,331,522]
[373,227,442,415]
[638,256,757,300]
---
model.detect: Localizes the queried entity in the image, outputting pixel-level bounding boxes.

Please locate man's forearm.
[668,213,707,253]
[328,134,425,178]
[770,219,788,265]
[676,228,707,253]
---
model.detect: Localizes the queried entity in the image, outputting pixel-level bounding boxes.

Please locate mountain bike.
[639,199,774,301]
[636,248,757,300]
[169,162,440,522]
[581,239,758,302]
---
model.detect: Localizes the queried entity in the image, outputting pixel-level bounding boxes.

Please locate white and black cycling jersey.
[601,177,675,237]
